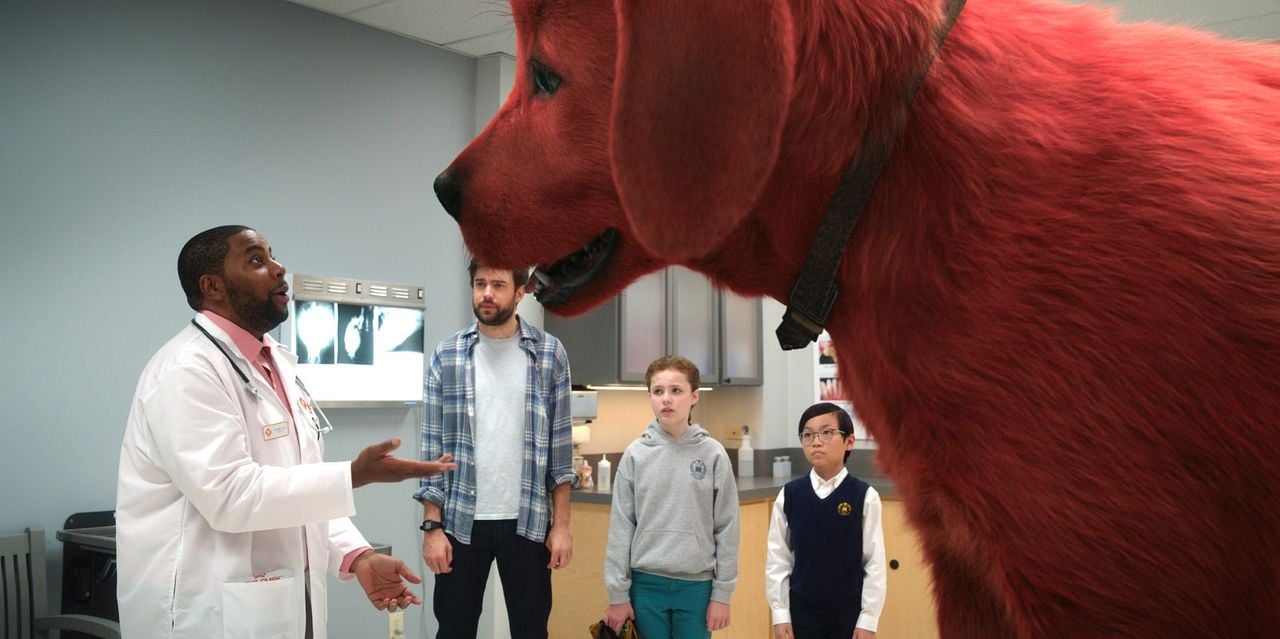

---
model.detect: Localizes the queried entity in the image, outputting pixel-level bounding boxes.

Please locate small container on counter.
[773,456,792,478]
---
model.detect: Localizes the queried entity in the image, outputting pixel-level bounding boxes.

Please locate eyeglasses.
[800,428,845,446]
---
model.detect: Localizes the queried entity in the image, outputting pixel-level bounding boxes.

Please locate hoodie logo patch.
[689,459,707,480]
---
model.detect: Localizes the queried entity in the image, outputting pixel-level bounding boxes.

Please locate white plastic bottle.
[738,425,755,478]
[597,455,612,491]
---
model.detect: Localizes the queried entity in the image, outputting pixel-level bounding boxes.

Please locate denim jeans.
[630,570,712,639]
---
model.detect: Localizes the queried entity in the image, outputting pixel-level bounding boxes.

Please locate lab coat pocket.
[221,570,301,639]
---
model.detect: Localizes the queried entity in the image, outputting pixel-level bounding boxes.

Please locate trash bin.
[57,511,119,639]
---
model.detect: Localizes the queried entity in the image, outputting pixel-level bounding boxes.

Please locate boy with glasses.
[764,403,886,639]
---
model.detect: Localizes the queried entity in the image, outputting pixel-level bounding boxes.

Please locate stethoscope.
[191,319,335,438]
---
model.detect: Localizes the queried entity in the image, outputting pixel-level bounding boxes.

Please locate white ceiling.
[285,0,1279,58]
[1071,0,1280,41]
[287,0,517,57]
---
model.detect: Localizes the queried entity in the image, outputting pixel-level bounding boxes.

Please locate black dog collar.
[776,0,967,350]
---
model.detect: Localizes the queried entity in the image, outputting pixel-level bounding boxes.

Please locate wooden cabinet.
[878,499,939,638]
[545,267,762,386]
[549,503,612,638]
[712,499,771,638]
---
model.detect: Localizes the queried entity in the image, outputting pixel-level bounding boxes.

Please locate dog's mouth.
[531,228,619,307]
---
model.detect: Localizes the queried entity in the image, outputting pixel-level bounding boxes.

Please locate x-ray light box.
[281,273,426,406]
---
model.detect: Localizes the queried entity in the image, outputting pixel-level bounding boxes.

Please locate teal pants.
[630,571,712,639]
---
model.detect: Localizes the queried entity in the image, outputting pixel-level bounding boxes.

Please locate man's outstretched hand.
[351,550,422,612]
[351,437,455,488]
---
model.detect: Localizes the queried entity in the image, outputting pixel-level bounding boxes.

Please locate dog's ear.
[611,0,795,261]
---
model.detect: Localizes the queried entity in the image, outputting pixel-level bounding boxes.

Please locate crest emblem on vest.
[837,502,853,516]
[690,459,707,480]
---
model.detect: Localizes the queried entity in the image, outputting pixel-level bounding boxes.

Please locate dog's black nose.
[434,169,463,221]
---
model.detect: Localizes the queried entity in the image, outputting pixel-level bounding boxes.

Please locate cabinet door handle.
[889,559,900,570]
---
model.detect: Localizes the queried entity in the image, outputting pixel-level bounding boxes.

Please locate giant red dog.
[434,0,1280,636]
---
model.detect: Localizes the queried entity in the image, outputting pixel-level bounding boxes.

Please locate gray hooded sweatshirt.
[604,421,740,605]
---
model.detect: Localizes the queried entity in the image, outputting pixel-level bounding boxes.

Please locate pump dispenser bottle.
[738,425,754,478]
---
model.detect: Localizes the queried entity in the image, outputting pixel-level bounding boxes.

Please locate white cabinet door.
[668,266,719,383]
[720,291,762,385]
[619,270,667,382]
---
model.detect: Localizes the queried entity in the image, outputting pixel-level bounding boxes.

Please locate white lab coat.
[117,314,368,639]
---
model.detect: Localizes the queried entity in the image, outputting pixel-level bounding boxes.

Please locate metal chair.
[0,528,120,639]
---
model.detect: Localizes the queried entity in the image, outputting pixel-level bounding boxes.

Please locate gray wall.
[0,1,476,636]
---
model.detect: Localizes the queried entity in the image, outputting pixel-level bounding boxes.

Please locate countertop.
[570,473,896,505]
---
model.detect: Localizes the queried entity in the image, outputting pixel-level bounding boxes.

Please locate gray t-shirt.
[473,331,527,519]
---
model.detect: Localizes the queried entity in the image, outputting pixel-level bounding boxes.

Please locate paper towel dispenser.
[571,390,598,421]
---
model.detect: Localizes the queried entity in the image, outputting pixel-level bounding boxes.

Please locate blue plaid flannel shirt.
[414,318,576,544]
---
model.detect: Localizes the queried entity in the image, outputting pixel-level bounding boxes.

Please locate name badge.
[262,421,289,441]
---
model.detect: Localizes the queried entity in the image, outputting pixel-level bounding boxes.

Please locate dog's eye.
[530,60,562,97]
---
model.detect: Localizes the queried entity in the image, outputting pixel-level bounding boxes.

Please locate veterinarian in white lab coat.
[117,225,454,639]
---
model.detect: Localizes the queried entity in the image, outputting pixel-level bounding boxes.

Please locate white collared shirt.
[764,467,887,631]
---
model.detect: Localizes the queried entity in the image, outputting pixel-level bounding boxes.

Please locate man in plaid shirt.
[415,260,576,639]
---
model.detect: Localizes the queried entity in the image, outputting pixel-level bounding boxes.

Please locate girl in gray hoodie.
[603,356,740,638]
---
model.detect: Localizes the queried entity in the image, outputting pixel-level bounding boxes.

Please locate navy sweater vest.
[782,474,869,614]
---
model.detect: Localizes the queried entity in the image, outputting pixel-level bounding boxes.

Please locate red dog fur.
[437,0,1280,636]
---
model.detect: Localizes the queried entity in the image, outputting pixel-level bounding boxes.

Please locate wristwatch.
[419,519,444,533]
